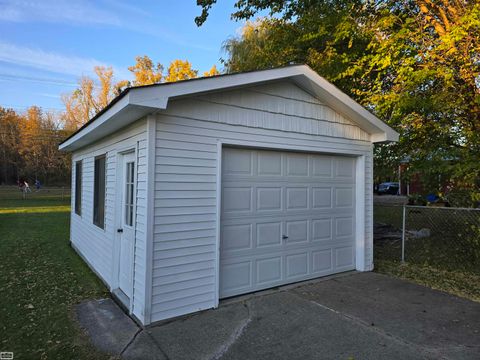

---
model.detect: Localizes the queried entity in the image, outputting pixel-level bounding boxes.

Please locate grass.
[1,185,478,357]
[374,204,480,303]
[0,186,110,359]
[375,260,480,302]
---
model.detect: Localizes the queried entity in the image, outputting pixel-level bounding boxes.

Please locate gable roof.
[59,64,398,151]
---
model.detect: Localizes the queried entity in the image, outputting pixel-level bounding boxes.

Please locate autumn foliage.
[199,0,480,203]
[0,56,219,185]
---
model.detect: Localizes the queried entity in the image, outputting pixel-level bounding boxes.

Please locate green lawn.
[0,187,110,359]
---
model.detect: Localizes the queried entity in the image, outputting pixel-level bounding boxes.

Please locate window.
[93,155,106,229]
[124,161,134,227]
[74,160,82,215]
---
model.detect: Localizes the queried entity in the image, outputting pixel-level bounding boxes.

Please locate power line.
[0,73,77,87]
[0,104,64,111]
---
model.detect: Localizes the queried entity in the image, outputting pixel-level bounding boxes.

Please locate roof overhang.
[59,65,399,152]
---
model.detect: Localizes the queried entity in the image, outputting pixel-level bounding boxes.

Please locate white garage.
[59,65,398,326]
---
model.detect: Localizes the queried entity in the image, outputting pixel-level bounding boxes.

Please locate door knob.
[117,228,123,233]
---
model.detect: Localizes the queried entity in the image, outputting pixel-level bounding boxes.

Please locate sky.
[0,0,249,112]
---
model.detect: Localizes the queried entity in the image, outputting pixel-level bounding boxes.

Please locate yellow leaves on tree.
[94,66,114,109]
[62,56,219,130]
[165,60,198,82]
[18,106,66,182]
[203,65,220,77]
[61,76,97,131]
[128,55,163,86]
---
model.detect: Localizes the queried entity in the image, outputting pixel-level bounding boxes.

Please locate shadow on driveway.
[76,272,480,360]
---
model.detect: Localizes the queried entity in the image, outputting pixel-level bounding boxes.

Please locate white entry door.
[117,152,136,299]
[220,147,356,298]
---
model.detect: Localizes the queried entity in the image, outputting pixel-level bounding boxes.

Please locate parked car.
[377,182,399,195]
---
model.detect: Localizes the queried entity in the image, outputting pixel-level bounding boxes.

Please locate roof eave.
[59,65,399,152]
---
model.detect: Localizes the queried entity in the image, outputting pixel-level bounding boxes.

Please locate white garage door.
[220,147,356,298]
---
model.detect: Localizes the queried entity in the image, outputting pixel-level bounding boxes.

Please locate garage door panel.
[223,148,253,175]
[335,217,354,238]
[286,187,309,210]
[335,246,355,270]
[311,155,333,177]
[222,224,252,252]
[222,187,253,214]
[285,220,308,244]
[220,147,356,298]
[220,261,252,294]
[256,256,282,284]
[256,187,282,211]
[335,157,355,178]
[256,222,282,247]
[257,151,282,176]
[312,187,333,209]
[312,218,332,242]
[286,252,309,278]
[334,187,354,208]
[312,249,333,273]
[286,153,309,176]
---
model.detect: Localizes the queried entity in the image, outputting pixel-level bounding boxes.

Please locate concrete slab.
[122,332,167,360]
[221,291,429,360]
[292,272,480,359]
[76,274,480,360]
[148,300,251,360]
[75,298,140,355]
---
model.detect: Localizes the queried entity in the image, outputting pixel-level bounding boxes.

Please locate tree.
[94,66,114,109]
[128,55,163,86]
[203,65,220,77]
[0,107,22,184]
[197,0,480,203]
[165,60,198,82]
[61,76,98,131]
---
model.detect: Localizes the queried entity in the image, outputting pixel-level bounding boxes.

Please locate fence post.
[401,205,406,262]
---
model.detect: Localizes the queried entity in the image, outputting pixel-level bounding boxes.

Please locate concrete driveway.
[77,272,480,360]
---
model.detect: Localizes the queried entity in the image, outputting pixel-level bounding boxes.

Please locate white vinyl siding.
[70,118,148,323]
[151,82,374,323]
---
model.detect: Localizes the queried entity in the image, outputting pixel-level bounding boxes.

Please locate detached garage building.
[59,65,398,326]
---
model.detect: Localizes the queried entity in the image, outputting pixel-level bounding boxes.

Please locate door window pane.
[124,161,134,227]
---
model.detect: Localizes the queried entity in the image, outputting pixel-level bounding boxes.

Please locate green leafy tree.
[197,0,480,203]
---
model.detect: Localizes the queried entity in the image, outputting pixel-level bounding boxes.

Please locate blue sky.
[0,0,248,112]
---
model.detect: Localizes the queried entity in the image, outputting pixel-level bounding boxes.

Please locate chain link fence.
[402,206,480,274]
[0,185,71,201]
[374,204,480,275]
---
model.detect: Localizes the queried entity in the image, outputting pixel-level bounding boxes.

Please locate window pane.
[125,182,130,205]
[93,155,106,229]
[75,161,82,215]
[129,183,134,205]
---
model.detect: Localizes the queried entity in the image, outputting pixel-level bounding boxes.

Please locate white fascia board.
[59,94,130,151]
[128,66,305,107]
